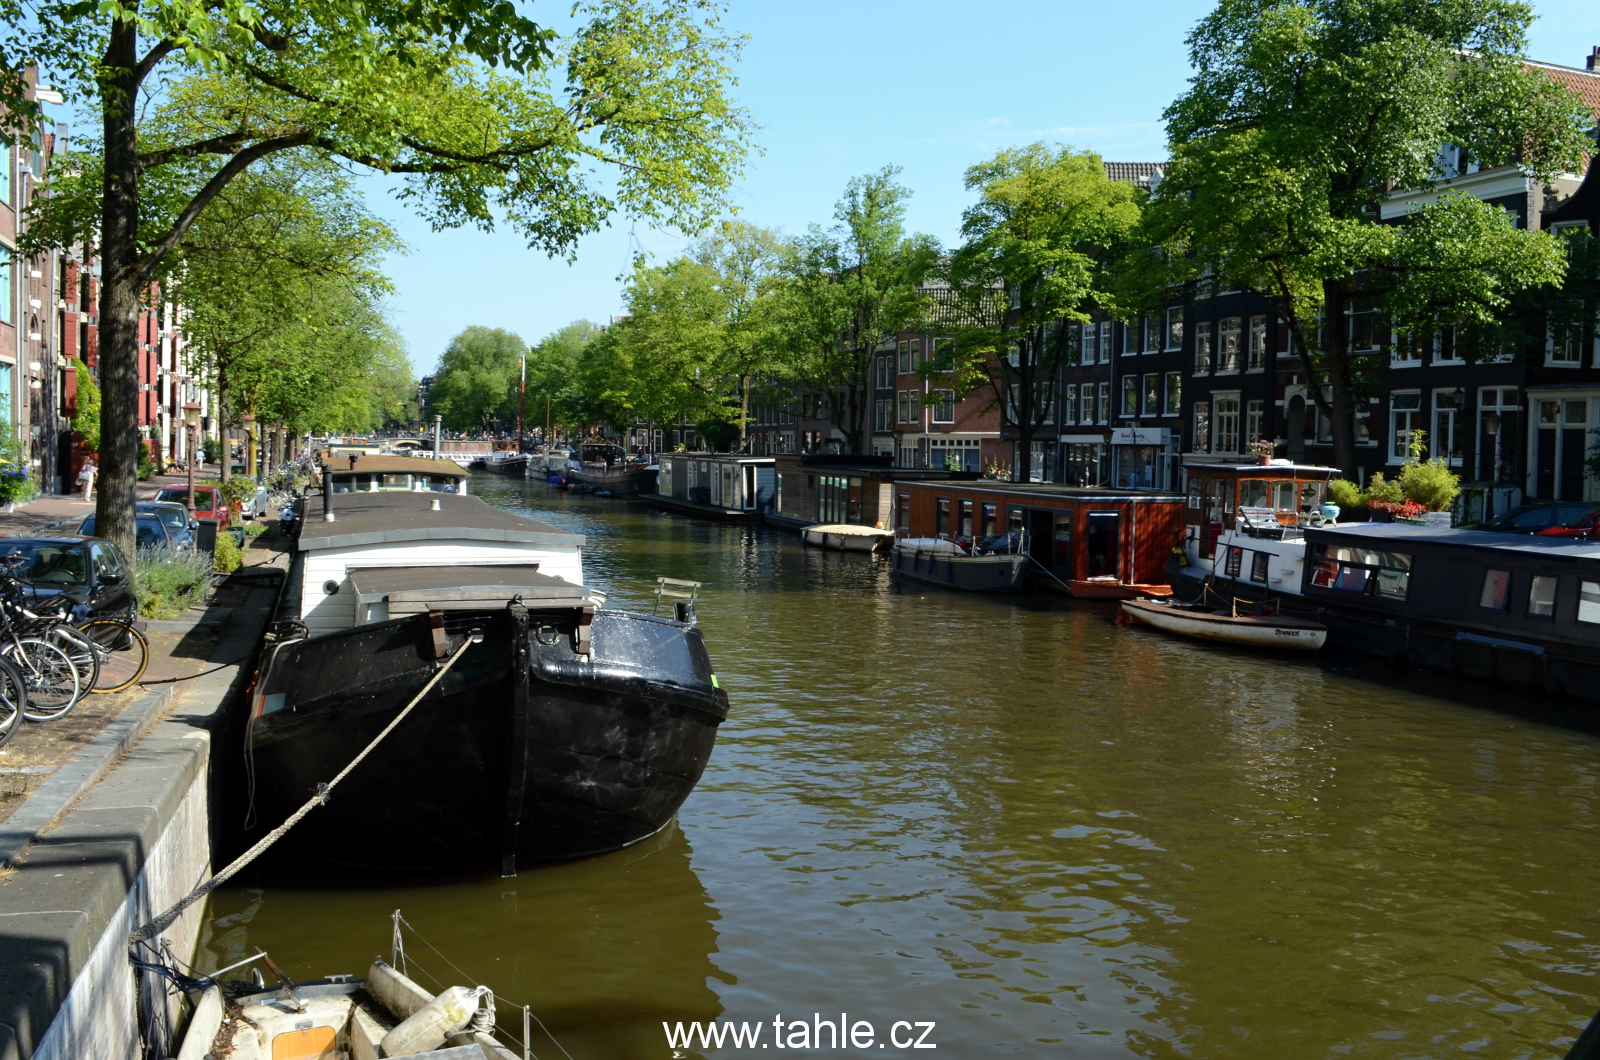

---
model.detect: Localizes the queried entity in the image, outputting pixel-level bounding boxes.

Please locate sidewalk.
[0,463,222,538]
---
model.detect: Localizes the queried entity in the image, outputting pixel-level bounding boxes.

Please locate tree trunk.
[93,19,142,559]
[739,373,749,453]
[217,389,230,483]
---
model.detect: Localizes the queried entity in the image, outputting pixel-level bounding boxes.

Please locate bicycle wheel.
[0,657,26,749]
[38,623,99,714]
[5,638,81,721]
[79,619,149,694]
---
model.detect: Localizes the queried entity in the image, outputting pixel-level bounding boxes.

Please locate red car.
[153,484,233,531]
[1535,506,1600,540]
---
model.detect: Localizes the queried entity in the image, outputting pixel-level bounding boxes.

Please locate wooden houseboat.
[654,453,774,519]
[567,441,659,493]
[1169,461,1342,606]
[1300,523,1600,700]
[767,454,968,533]
[896,480,1186,597]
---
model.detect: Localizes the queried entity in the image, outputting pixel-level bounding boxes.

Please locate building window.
[1144,317,1160,353]
[1098,322,1113,364]
[874,398,891,432]
[1164,372,1181,416]
[931,389,955,423]
[897,391,910,423]
[1478,387,1518,483]
[1121,375,1139,417]
[1346,298,1382,352]
[877,355,894,388]
[1218,317,1242,372]
[1275,318,1294,358]
[1097,382,1109,423]
[1063,385,1078,424]
[1390,392,1422,460]
[897,341,911,375]
[1142,374,1159,417]
[1214,395,1240,454]
[1548,324,1588,367]
[1078,383,1095,425]
[1433,325,1464,365]
[1194,321,1213,374]
[1391,332,1424,367]
[1432,389,1464,465]
[1165,307,1184,351]
[1479,569,1510,611]
[1247,316,1266,371]
[1081,323,1097,363]
[1246,399,1265,444]
[1194,401,1211,452]
[0,260,9,325]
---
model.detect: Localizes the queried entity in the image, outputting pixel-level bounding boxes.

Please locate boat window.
[381,474,411,489]
[1250,552,1269,583]
[1272,480,1296,511]
[1008,508,1024,533]
[1309,545,1411,599]
[935,498,950,537]
[1479,569,1511,612]
[1241,479,1269,509]
[1528,575,1557,618]
[1054,515,1072,571]
[1299,481,1326,511]
[429,479,458,493]
[1579,582,1600,625]
[982,503,998,537]
[1187,478,1201,509]
[1224,546,1243,578]
[896,493,910,532]
[959,500,973,538]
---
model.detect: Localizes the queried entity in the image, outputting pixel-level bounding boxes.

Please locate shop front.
[1109,426,1178,491]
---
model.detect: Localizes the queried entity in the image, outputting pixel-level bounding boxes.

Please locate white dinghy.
[801,523,894,552]
[1120,598,1327,651]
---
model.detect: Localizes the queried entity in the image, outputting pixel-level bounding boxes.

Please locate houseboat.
[247,483,729,872]
[654,452,774,519]
[1168,460,1343,607]
[895,480,1186,598]
[567,442,659,493]
[890,535,1029,592]
[1300,523,1600,700]
[767,454,968,533]
[320,454,470,495]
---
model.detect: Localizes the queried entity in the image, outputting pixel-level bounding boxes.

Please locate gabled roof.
[1525,58,1600,119]
[1104,162,1165,185]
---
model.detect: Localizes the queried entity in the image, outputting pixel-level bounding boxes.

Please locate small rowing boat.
[1120,598,1327,651]
[1068,577,1173,600]
[801,523,894,552]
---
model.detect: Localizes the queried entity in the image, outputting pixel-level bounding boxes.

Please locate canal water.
[199,476,1600,1059]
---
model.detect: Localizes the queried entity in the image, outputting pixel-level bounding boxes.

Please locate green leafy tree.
[936,144,1140,483]
[773,168,939,454]
[527,320,601,440]
[71,359,101,453]
[688,221,785,449]
[428,327,528,432]
[1125,0,1590,474]
[8,0,754,555]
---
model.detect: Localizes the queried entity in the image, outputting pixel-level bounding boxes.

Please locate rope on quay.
[127,633,479,946]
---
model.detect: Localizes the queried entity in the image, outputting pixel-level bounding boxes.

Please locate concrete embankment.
[0,584,277,1060]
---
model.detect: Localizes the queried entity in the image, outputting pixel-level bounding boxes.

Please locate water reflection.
[199,478,1600,1059]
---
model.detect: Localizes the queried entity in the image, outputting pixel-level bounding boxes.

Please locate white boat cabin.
[1182,461,1341,596]
[320,453,470,495]
[290,492,589,635]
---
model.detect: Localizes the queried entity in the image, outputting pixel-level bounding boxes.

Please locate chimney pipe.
[322,463,336,522]
[1589,46,1599,72]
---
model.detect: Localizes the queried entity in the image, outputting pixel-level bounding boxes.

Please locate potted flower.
[1246,439,1276,466]
[0,463,32,514]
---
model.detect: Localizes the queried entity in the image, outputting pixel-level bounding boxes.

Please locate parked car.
[152,485,232,530]
[1469,502,1600,534]
[1536,507,1600,540]
[77,513,176,551]
[0,536,138,622]
[137,501,199,550]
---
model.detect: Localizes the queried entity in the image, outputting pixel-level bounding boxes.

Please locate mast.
[517,350,526,453]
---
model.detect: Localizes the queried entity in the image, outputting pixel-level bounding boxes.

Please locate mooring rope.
[128,634,478,945]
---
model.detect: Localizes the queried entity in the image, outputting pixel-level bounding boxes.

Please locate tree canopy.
[428,327,529,432]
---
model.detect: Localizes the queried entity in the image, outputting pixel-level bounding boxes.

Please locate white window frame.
[1432,325,1464,366]
[1193,401,1211,452]
[1217,317,1242,374]
[1431,388,1464,467]
[1547,323,1590,368]
[1212,391,1241,455]
[1194,321,1213,375]
[1247,316,1267,372]
[1165,307,1183,352]
[1121,375,1139,418]
[1390,331,1423,368]
[1163,372,1181,416]
[1097,382,1110,424]
[1389,391,1422,463]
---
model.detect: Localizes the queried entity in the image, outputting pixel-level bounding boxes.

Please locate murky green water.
[198,475,1600,1058]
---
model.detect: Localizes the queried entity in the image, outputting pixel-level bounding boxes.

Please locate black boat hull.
[482,456,530,476]
[247,607,728,870]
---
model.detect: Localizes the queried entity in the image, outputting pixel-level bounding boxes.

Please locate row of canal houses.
[720,48,1600,525]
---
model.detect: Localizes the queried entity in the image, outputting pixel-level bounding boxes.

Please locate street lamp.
[182,402,202,514]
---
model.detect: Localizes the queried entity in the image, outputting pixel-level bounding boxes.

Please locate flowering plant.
[1367,498,1426,519]
[0,463,32,504]
[1246,439,1276,458]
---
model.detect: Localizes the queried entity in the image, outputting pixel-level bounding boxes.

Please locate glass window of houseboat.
[1241,479,1269,509]
[982,503,998,536]
[1579,581,1600,624]
[1054,514,1071,570]
[1299,481,1326,512]
[1224,546,1243,578]
[381,473,411,489]
[936,498,950,536]
[1479,569,1511,611]
[430,478,458,493]
[1528,575,1557,618]
[959,500,973,538]
[896,493,910,531]
[1272,480,1296,511]
[1008,508,1024,533]
[1250,552,1269,583]
[1187,479,1201,509]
